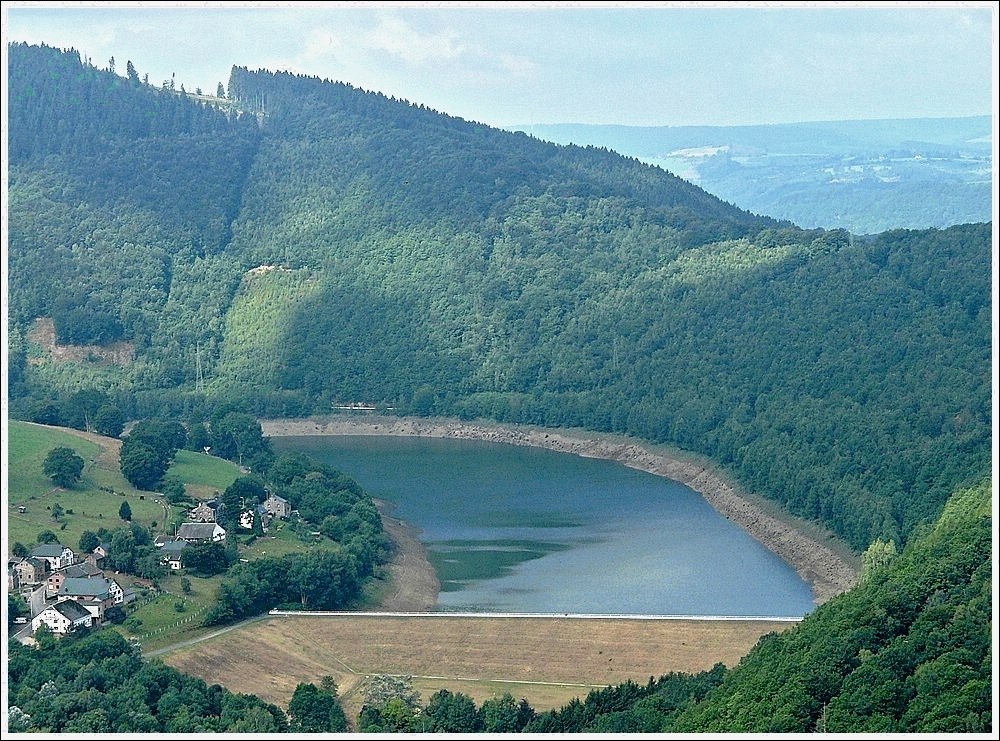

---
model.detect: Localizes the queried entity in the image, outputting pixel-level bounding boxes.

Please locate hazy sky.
[3,2,996,129]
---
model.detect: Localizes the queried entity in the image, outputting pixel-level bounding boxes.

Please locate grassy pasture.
[5,421,246,549]
[6,421,166,547]
[167,449,241,499]
[161,614,796,726]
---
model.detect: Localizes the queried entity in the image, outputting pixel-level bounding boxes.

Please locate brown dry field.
[161,614,796,726]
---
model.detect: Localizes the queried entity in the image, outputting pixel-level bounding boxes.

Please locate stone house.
[188,500,219,523]
[13,557,49,587]
[263,493,292,518]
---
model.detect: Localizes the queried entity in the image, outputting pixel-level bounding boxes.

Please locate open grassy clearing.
[161,614,796,725]
[8,421,240,548]
[6,421,166,546]
[167,449,241,499]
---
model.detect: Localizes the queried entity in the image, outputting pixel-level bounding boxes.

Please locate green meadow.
[165,449,242,499]
[5,421,237,552]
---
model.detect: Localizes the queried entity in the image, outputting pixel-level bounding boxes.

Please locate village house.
[44,562,101,597]
[29,543,76,571]
[31,599,94,636]
[176,522,226,543]
[188,499,220,523]
[157,538,188,570]
[57,577,118,621]
[63,562,105,579]
[12,556,49,587]
[263,493,292,519]
[85,542,112,569]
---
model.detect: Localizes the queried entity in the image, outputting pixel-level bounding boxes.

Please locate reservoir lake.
[271,435,817,617]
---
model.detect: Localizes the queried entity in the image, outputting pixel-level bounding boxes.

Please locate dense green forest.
[5,42,993,732]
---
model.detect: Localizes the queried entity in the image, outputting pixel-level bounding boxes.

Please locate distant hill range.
[515,117,992,234]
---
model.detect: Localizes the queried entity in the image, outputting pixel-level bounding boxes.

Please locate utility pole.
[195,341,204,393]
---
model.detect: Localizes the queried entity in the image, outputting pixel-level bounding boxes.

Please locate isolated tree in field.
[217,82,225,98]
[119,500,132,522]
[36,530,59,544]
[43,446,84,488]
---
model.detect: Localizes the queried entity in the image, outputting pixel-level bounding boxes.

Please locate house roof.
[59,577,111,598]
[17,557,48,570]
[62,563,103,579]
[160,539,188,555]
[177,522,224,539]
[30,544,71,559]
[50,599,92,621]
[265,494,289,504]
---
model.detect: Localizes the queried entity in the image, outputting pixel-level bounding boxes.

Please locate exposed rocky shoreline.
[260,415,860,606]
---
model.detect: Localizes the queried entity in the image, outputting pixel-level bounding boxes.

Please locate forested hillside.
[5,40,993,734]
[8,44,989,557]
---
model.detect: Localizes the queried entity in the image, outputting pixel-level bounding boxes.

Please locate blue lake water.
[270,435,817,617]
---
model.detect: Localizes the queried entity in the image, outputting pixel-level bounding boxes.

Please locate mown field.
[160,614,797,726]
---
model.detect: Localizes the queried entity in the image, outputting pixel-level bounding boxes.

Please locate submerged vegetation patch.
[428,538,573,589]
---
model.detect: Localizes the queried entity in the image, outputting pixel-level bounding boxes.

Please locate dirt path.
[262,415,860,606]
[43,424,123,470]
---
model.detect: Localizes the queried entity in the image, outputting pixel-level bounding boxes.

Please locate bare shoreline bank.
[260,415,860,606]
